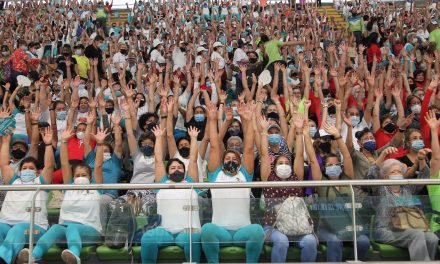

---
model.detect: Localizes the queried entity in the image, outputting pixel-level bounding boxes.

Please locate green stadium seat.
[219,246,246,261]
[369,215,410,260]
[96,245,185,261]
[263,245,301,261]
[318,244,373,260]
[43,245,96,261]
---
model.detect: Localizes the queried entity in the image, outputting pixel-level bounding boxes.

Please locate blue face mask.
[389,174,404,180]
[309,127,317,137]
[351,116,360,126]
[206,82,211,87]
[56,111,67,120]
[268,134,282,146]
[140,145,154,156]
[325,165,342,179]
[194,114,205,122]
[20,169,37,183]
[363,140,376,152]
[226,46,233,53]
[411,139,425,151]
[115,90,122,97]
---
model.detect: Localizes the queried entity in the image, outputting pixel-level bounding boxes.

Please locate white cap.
[213,42,223,48]
[179,41,187,45]
[17,75,31,87]
[197,46,208,53]
[199,41,207,46]
[90,32,97,40]
[152,39,163,48]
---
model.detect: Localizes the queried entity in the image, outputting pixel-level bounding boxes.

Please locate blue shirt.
[85,150,121,198]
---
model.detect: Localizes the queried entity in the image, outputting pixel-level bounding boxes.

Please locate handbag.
[390,206,429,231]
[273,196,314,236]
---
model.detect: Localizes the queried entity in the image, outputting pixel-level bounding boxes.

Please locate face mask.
[362,140,376,152]
[138,98,146,107]
[268,134,282,146]
[223,160,240,174]
[228,127,240,136]
[309,127,317,137]
[74,176,90,185]
[351,116,360,126]
[105,107,114,115]
[249,57,258,64]
[319,141,332,153]
[325,165,342,179]
[2,51,10,57]
[389,174,404,180]
[411,104,421,114]
[141,145,154,156]
[383,122,396,134]
[115,90,122,97]
[267,112,280,120]
[275,164,292,179]
[169,170,185,182]
[328,105,336,115]
[56,110,67,120]
[146,122,157,131]
[120,49,127,55]
[194,114,205,122]
[411,139,424,151]
[20,169,37,183]
[103,152,112,161]
[11,149,26,159]
[63,52,70,57]
[21,46,28,51]
[75,49,81,55]
[179,147,190,158]
[76,131,84,140]
[228,145,243,154]
[232,107,238,116]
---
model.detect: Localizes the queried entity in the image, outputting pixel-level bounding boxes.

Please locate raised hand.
[30,107,41,122]
[41,126,53,145]
[425,110,440,131]
[0,107,11,119]
[73,76,82,88]
[293,114,304,129]
[334,99,341,110]
[61,127,74,141]
[258,115,270,131]
[187,126,200,138]
[207,103,218,120]
[417,148,432,161]
[93,128,110,143]
[167,96,175,113]
[219,90,227,103]
[225,106,233,121]
[86,111,96,124]
[342,112,352,127]
[151,125,166,137]
[382,146,399,156]
[322,121,340,138]
[374,87,383,99]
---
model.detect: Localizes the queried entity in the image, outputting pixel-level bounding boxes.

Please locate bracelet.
[398,127,406,133]
[161,115,168,119]
[275,101,281,105]
[70,108,77,112]
[61,140,68,144]
[31,123,38,125]
[334,136,342,140]
[295,132,303,135]
[261,132,268,136]
[257,101,263,104]
[125,117,131,120]
[24,109,30,113]
[49,108,55,111]
[219,102,225,105]
[418,157,425,161]
[45,143,52,147]
[97,143,104,146]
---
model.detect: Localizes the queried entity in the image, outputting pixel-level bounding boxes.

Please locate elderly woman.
[368,152,439,261]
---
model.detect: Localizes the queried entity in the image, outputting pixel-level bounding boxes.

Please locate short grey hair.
[227,136,243,146]
[380,159,407,178]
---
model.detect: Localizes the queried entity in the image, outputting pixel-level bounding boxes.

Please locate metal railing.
[3,178,440,264]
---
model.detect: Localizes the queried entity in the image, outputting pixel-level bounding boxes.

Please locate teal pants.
[141,227,201,264]
[201,223,264,263]
[0,222,46,264]
[32,222,101,259]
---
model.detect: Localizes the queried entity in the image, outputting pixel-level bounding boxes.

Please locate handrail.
[3,178,440,191]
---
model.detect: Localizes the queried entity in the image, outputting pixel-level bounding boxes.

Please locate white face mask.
[411,104,421,114]
[74,176,90,185]
[275,164,292,179]
[389,174,404,180]
[103,152,111,162]
[76,131,84,140]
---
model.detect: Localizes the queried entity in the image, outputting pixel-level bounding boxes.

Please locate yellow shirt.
[72,55,90,79]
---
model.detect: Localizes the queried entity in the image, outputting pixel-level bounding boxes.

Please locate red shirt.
[420,89,440,148]
[374,129,395,149]
[366,43,382,64]
[67,137,96,161]
[6,49,39,74]
[309,90,322,126]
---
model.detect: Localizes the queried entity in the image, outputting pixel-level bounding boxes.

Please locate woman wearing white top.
[0,128,54,264]
[141,125,201,263]
[201,103,264,263]
[150,39,165,71]
[20,127,108,264]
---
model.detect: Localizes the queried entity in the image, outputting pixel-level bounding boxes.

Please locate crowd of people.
[1,0,440,263]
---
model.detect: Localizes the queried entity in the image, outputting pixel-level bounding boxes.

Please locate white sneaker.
[16,248,30,264]
[61,249,81,264]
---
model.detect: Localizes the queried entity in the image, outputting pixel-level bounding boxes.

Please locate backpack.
[104,199,137,249]
[274,196,314,236]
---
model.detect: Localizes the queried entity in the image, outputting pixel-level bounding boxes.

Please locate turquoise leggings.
[0,222,46,264]
[141,228,201,264]
[201,223,264,263]
[32,222,101,259]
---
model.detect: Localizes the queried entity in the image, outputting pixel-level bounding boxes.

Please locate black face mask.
[436,113,440,120]
[138,98,146,107]
[18,105,26,112]
[179,147,190,158]
[319,141,332,154]
[120,49,127,55]
[328,105,336,115]
[180,47,186,52]
[146,122,157,131]
[169,170,185,182]
[223,161,240,174]
[249,57,258,64]
[11,149,26,159]
[383,122,396,134]
[105,107,114,114]
[63,52,70,57]
[267,112,279,120]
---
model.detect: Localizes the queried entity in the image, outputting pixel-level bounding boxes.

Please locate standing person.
[0,127,54,264]
[426,110,440,237]
[348,8,366,46]
[84,35,105,78]
[96,1,108,37]
[201,103,265,263]
[72,44,90,79]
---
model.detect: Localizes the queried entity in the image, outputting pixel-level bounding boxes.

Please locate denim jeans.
[316,228,370,262]
[263,226,317,262]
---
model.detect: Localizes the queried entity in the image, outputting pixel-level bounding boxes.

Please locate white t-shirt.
[211,51,225,69]
[131,151,155,184]
[172,46,187,70]
[150,49,165,69]
[174,152,207,182]
[233,48,248,67]
[341,118,371,151]
[112,52,127,74]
